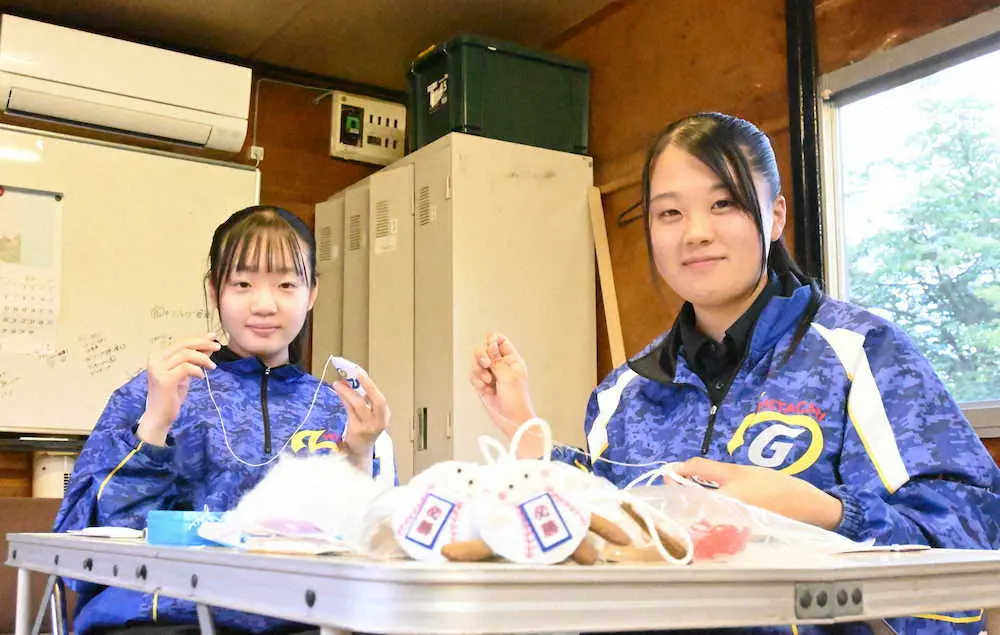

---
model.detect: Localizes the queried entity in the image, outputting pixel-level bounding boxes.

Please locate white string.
[478,395,671,470]
[203,354,338,468]
[624,463,696,489]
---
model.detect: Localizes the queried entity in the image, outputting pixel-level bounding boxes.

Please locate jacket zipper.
[701,404,718,455]
[261,367,272,455]
[699,351,751,455]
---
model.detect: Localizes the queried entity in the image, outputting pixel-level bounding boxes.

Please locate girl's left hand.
[333,370,390,475]
[673,457,844,530]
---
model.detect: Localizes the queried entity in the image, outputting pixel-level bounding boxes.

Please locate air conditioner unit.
[0,15,251,152]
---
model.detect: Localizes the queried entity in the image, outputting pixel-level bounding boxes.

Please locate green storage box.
[408,34,589,154]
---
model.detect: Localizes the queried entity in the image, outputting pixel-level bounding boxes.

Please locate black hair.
[640,112,822,356]
[205,205,316,366]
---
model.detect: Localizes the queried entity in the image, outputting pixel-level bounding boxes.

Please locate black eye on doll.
[508,483,515,490]
[524,473,529,479]
[468,479,474,486]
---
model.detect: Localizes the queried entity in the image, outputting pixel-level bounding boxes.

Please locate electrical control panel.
[330,91,407,165]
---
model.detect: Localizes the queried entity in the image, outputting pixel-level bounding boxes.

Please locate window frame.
[817,6,1000,437]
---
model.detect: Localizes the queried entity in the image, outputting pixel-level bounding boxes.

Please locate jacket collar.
[628,271,813,386]
[209,345,306,380]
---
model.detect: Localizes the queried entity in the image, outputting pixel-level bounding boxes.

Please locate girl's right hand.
[469,333,537,439]
[137,336,220,446]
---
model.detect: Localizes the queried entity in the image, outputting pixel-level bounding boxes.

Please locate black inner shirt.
[674,275,779,405]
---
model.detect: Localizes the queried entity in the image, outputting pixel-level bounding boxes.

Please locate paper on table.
[197,521,350,555]
[67,527,145,539]
[833,544,931,554]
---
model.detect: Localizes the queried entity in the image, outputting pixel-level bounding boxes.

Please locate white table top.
[8,532,1000,633]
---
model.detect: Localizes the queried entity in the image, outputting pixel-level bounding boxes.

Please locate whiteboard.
[0,125,259,434]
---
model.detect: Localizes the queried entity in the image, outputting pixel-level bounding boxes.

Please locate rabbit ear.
[509,417,553,461]
[479,436,509,465]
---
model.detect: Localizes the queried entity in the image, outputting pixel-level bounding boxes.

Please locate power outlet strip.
[330,91,407,165]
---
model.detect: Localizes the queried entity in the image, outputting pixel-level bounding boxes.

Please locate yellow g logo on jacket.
[727,411,824,475]
[290,429,341,454]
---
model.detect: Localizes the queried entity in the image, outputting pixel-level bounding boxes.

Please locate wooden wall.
[0,452,31,497]
[251,77,379,227]
[554,0,794,377]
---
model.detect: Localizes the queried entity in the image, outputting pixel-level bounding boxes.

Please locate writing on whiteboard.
[0,369,21,399]
[79,332,126,376]
[149,334,176,348]
[150,306,209,321]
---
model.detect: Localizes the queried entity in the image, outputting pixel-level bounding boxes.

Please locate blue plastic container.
[146,510,225,547]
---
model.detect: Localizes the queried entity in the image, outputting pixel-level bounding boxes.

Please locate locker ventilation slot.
[375,200,392,238]
[417,185,434,225]
[318,225,333,262]
[348,214,363,251]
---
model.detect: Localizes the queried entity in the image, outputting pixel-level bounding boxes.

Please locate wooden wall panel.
[816,0,1000,74]
[554,0,791,377]
[252,80,377,227]
[987,439,1000,467]
[0,452,32,497]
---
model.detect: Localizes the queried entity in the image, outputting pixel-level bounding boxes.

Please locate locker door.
[341,180,371,368]
[413,145,455,473]
[311,193,345,374]
[448,135,595,457]
[368,164,415,483]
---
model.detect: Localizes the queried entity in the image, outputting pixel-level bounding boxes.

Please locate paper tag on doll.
[477,487,589,565]
[330,356,366,396]
[392,488,476,562]
[518,492,574,552]
[403,493,455,548]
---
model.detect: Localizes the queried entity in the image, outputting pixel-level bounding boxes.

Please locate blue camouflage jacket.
[554,279,1000,635]
[54,348,395,635]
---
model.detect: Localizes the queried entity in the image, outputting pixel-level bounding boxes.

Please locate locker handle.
[416,407,428,451]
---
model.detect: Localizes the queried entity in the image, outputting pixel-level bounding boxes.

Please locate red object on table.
[690,519,751,560]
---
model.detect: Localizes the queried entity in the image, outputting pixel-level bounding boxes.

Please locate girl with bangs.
[55,205,391,635]
[471,113,1000,634]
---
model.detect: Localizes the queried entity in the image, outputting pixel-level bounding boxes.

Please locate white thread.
[623,463,699,489]
[203,354,338,468]
[478,395,671,470]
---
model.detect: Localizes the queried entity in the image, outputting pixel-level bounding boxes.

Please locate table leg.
[30,575,57,635]
[15,568,31,635]
[196,604,216,635]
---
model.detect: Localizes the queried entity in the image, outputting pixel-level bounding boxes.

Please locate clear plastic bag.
[626,481,866,563]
